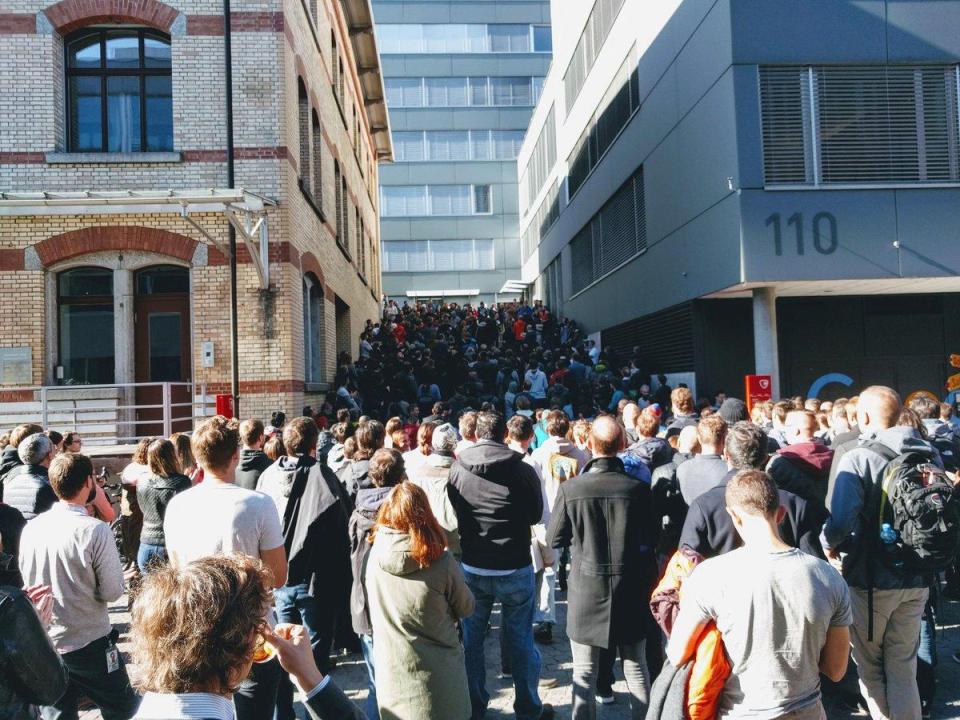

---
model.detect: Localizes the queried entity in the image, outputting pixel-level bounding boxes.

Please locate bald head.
[677,425,700,454]
[858,386,901,433]
[785,410,817,443]
[621,403,640,428]
[589,416,625,457]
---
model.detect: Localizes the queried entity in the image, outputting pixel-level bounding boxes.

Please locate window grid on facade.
[303,275,323,384]
[382,239,496,272]
[391,130,526,162]
[384,76,544,108]
[759,64,960,186]
[298,80,311,191]
[521,178,560,262]
[520,104,556,213]
[380,184,493,217]
[377,24,550,54]
[563,0,627,114]
[567,52,640,199]
[65,28,173,153]
[542,254,563,312]
[569,166,646,295]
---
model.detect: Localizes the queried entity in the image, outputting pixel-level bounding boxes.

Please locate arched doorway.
[134,265,191,434]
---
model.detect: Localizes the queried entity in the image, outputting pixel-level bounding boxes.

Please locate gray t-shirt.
[163,481,284,564]
[683,547,852,719]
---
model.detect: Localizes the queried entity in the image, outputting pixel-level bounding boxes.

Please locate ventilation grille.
[759,65,960,186]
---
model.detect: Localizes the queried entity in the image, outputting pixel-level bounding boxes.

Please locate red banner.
[745,375,772,414]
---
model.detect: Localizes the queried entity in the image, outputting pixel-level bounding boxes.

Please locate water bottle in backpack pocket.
[870,444,960,574]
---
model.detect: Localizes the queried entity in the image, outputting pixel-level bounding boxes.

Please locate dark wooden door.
[134,267,191,437]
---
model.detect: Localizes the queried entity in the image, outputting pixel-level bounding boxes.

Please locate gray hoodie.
[822,426,935,589]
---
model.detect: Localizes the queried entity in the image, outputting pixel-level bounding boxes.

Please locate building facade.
[519,0,960,401]
[372,0,551,304]
[0,0,390,433]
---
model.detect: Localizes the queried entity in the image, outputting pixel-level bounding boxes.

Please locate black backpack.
[867,442,960,574]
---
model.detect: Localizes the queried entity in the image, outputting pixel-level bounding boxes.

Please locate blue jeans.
[136,542,166,572]
[463,565,542,720]
[275,583,333,720]
[359,633,379,720]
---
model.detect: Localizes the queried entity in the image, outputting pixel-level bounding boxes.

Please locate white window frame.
[380,185,493,217]
[377,24,549,54]
[383,239,497,272]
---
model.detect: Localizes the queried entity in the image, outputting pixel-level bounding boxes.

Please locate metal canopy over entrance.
[0,188,278,289]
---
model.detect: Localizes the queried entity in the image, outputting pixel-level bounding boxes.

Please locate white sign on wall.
[0,347,31,385]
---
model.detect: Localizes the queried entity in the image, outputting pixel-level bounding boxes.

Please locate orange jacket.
[651,549,732,720]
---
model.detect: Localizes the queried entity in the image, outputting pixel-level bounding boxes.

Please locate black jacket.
[650,452,693,557]
[137,473,192,546]
[680,470,827,560]
[235,448,273,491]
[275,457,351,594]
[349,483,391,636]
[0,506,25,588]
[0,586,68,720]
[547,457,659,648]
[3,465,55,521]
[0,449,20,501]
[447,440,543,571]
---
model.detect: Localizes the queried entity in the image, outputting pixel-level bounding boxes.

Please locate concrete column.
[114,268,135,385]
[115,268,137,441]
[752,286,781,399]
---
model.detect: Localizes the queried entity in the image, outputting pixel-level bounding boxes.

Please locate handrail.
[0,381,214,445]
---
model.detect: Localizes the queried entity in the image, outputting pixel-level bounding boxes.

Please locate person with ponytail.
[365,482,474,720]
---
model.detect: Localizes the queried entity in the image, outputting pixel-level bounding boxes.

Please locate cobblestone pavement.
[90,585,960,720]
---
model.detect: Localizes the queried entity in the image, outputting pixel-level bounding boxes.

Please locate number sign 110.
[765,212,838,256]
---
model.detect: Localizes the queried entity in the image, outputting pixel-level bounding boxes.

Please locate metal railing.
[0,382,216,445]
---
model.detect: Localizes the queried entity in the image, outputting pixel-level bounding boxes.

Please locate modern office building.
[0,0,389,432]
[372,0,551,304]
[518,0,960,401]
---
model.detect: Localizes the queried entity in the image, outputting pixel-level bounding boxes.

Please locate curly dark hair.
[131,554,271,694]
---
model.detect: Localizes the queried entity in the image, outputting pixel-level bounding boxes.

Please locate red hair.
[371,483,446,567]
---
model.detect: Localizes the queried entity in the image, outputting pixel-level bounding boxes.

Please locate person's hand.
[24,584,54,627]
[263,623,323,691]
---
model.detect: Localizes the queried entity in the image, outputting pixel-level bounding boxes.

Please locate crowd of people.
[1,297,960,720]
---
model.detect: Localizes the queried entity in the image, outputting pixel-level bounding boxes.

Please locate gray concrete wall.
[527,0,960,335]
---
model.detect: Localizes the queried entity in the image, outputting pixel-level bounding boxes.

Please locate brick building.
[0,0,391,433]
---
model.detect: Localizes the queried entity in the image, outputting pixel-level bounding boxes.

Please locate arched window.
[298,79,311,192]
[65,28,173,153]
[303,274,324,383]
[58,267,115,384]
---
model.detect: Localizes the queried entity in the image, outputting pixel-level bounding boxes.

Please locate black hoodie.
[447,440,543,571]
[235,448,272,490]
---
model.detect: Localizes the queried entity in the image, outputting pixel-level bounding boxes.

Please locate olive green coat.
[365,527,474,720]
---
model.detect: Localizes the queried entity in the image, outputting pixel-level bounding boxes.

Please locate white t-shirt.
[163,482,284,564]
[682,547,852,719]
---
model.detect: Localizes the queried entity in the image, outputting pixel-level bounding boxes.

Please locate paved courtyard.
[89,583,960,720]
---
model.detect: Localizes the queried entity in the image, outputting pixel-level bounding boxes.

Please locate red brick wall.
[34,226,198,267]
[43,0,179,34]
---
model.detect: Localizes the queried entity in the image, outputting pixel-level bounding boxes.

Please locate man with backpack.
[822,386,959,720]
